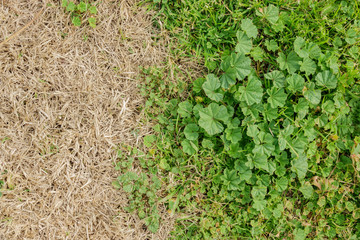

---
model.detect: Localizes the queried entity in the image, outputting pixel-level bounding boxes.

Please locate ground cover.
[113,0,360,239]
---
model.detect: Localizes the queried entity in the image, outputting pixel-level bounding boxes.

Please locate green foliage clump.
[115,0,360,238]
[61,0,97,28]
[112,146,162,233]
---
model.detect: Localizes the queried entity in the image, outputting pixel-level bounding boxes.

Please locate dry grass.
[0,0,175,239]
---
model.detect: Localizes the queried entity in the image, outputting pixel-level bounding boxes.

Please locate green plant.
[61,0,97,28]
[113,0,360,238]
[112,146,163,233]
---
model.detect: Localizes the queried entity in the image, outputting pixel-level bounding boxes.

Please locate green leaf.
[220,53,252,88]
[61,0,69,7]
[177,101,193,118]
[235,31,252,54]
[181,140,197,155]
[72,16,81,27]
[267,87,287,108]
[307,42,322,59]
[78,2,87,12]
[144,135,156,147]
[251,46,264,62]
[292,154,308,179]
[264,39,278,52]
[251,185,267,199]
[300,57,317,76]
[299,182,313,199]
[315,70,337,89]
[241,18,258,39]
[257,5,279,25]
[202,139,214,149]
[193,78,205,93]
[277,51,302,74]
[225,127,242,144]
[237,76,263,105]
[66,1,76,12]
[263,103,278,121]
[253,199,267,211]
[184,124,199,141]
[88,17,96,28]
[199,103,229,135]
[202,74,223,102]
[294,37,308,58]
[235,161,252,181]
[286,74,305,93]
[294,228,307,240]
[322,100,335,114]
[275,177,288,192]
[89,5,97,14]
[252,153,268,172]
[221,169,242,190]
[265,70,285,88]
[304,82,321,105]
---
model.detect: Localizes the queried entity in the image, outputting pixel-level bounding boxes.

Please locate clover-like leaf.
[199,103,229,135]
[72,16,81,27]
[277,51,302,74]
[241,18,258,39]
[184,123,199,141]
[267,87,287,108]
[78,2,88,12]
[237,76,263,106]
[202,74,223,102]
[193,78,206,93]
[315,70,337,89]
[286,74,305,93]
[235,31,252,54]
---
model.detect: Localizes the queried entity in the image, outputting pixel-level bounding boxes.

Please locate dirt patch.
[0,0,174,239]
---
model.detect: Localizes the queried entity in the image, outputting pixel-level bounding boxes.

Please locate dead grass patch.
[0,0,175,239]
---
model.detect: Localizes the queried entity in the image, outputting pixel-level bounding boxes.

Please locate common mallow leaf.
[303,82,321,105]
[291,154,308,179]
[241,18,258,39]
[315,70,337,89]
[300,57,317,76]
[277,51,302,74]
[221,169,242,190]
[177,101,193,118]
[235,31,252,54]
[256,5,279,25]
[294,37,308,58]
[286,74,305,93]
[202,74,223,102]
[267,87,287,108]
[220,53,252,88]
[237,76,263,106]
[199,103,229,135]
[184,123,199,141]
[265,70,285,88]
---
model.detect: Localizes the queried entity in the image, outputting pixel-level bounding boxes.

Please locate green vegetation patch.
[114,0,360,239]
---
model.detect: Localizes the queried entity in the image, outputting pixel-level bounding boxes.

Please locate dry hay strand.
[0,0,175,239]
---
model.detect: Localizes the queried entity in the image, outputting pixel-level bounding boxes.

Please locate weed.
[61,0,97,28]
[115,0,360,238]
